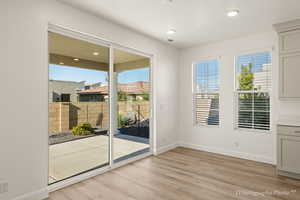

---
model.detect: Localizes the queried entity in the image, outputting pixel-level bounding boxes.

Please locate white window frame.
[192,58,220,127]
[233,49,273,133]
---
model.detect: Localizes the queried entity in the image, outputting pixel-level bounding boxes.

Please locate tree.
[118,91,128,101]
[239,63,254,91]
[139,92,149,101]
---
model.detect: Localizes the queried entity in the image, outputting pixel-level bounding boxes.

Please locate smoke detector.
[163,0,173,4]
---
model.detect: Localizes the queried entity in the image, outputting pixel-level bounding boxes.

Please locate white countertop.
[277,115,300,127]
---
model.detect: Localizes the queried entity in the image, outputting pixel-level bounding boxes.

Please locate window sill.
[194,124,220,128]
[234,127,272,134]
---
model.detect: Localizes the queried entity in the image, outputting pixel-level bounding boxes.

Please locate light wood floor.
[49,147,300,200]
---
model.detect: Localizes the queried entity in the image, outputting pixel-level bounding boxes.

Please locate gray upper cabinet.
[280,53,300,98]
[274,19,300,100]
[280,30,300,53]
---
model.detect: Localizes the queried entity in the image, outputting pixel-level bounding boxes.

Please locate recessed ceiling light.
[73,58,79,61]
[93,52,99,56]
[59,62,64,65]
[227,9,239,17]
[167,29,176,35]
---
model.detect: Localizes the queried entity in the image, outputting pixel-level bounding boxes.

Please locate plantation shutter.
[235,52,271,131]
[194,60,219,126]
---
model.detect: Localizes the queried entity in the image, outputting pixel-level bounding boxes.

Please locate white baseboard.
[179,142,276,165]
[155,143,178,155]
[12,188,48,200]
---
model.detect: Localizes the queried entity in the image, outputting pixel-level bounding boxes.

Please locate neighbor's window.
[235,51,271,131]
[193,59,219,126]
[61,93,70,102]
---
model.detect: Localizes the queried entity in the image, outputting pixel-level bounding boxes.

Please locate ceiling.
[49,32,145,64]
[59,0,300,48]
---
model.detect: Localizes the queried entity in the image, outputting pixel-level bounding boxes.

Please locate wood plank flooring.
[49,147,300,200]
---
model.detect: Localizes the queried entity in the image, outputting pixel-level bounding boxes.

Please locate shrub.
[118,114,134,128]
[72,122,95,136]
[139,93,149,101]
[118,91,128,101]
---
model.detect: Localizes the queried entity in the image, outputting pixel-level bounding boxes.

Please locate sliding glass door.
[48,32,110,184]
[112,48,151,163]
[48,30,152,184]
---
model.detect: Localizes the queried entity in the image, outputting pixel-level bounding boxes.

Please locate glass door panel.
[113,48,151,163]
[48,32,110,184]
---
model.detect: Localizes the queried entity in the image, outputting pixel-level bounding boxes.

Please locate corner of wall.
[154,143,179,155]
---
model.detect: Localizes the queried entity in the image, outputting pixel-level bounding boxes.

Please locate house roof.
[78,81,150,95]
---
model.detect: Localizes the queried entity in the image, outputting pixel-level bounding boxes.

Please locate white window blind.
[194,60,219,126]
[235,52,271,131]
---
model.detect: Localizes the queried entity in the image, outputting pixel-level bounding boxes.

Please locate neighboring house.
[78,81,150,102]
[253,63,271,91]
[49,80,85,102]
[235,63,272,91]
[84,82,102,90]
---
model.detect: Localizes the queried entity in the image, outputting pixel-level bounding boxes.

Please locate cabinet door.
[278,135,300,174]
[280,53,300,99]
[280,30,300,54]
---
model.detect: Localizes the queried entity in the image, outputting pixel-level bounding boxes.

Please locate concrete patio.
[49,135,149,184]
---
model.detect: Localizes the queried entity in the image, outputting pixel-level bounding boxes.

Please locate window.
[61,93,70,102]
[193,59,220,126]
[235,51,271,131]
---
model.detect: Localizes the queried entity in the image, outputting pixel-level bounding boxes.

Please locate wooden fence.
[49,101,150,134]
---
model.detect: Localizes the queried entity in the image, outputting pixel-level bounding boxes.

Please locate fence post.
[86,104,89,122]
[138,105,141,124]
[59,102,70,132]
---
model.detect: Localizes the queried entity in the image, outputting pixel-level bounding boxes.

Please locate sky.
[49,64,150,84]
[196,59,219,92]
[236,51,271,72]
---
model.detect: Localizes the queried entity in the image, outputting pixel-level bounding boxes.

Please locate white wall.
[179,31,300,166]
[0,0,179,199]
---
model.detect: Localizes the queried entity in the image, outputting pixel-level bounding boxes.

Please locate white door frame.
[47,23,155,192]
